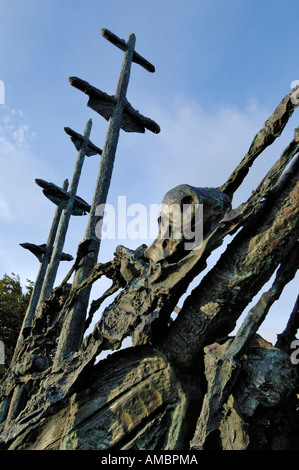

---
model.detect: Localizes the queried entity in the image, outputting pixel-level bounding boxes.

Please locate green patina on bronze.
[0,32,299,451]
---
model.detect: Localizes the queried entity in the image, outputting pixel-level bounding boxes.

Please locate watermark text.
[95,196,203,250]
[0,341,5,365]
[290,339,299,364]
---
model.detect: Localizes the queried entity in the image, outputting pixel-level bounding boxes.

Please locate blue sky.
[0,0,298,343]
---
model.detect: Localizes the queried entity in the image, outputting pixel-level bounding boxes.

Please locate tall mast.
[53,29,160,366]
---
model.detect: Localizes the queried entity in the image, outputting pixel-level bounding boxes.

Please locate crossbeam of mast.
[14,179,69,354]
[38,120,94,305]
[53,29,159,367]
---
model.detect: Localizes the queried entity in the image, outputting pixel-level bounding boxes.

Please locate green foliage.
[0,273,33,378]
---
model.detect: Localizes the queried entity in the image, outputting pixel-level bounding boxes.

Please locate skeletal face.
[144,184,231,264]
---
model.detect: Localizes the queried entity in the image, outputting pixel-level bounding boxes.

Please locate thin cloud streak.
[122,93,272,208]
[0,107,57,283]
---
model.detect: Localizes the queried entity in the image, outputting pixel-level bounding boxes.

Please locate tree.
[0,274,33,379]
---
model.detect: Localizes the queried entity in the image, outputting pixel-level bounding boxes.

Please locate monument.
[0,29,298,451]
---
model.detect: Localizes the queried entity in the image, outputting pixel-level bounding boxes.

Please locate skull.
[144,184,231,264]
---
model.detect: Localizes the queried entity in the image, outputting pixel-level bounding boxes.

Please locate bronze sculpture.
[0,30,298,451]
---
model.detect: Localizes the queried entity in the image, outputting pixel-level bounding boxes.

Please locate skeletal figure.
[145,184,231,265]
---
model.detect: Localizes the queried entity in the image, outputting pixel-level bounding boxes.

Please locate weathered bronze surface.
[0,33,299,451]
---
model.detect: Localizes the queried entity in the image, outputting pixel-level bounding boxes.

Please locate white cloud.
[0,192,11,222]
[121,93,273,210]
[0,106,54,222]
[0,106,56,283]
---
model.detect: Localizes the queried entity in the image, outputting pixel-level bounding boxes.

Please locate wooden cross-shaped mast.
[38,119,96,305]
[14,122,102,356]
[16,179,70,348]
[54,29,160,366]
